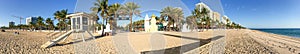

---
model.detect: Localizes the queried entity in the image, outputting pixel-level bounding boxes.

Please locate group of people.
[14,32,20,35]
[1,29,20,35]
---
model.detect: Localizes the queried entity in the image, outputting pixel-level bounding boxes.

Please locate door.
[82,17,88,31]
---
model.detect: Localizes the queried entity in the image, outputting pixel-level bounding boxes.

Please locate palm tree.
[107,3,121,31]
[199,8,211,29]
[160,7,184,31]
[91,0,109,35]
[119,2,141,32]
[191,9,200,29]
[9,24,15,29]
[160,7,173,31]
[54,9,68,21]
[46,18,54,30]
[56,21,66,31]
[215,20,222,29]
[173,8,184,31]
[29,22,36,31]
[191,6,211,30]
[186,15,197,31]
[132,20,144,31]
[231,22,236,29]
[225,18,231,29]
[19,24,28,31]
[54,9,68,31]
[36,16,45,30]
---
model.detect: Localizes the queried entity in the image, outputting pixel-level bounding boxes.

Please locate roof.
[67,12,96,18]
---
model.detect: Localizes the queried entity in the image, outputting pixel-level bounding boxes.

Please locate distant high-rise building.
[9,21,15,27]
[196,2,213,19]
[222,15,231,25]
[26,17,38,25]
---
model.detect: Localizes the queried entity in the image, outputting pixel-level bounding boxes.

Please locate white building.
[26,17,38,25]
[222,15,231,25]
[66,12,97,32]
[195,2,213,19]
[213,12,220,22]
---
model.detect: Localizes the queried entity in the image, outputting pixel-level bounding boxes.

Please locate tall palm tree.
[54,9,68,21]
[231,22,236,29]
[191,9,200,29]
[173,7,184,31]
[160,7,173,31]
[198,7,211,30]
[186,15,197,31]
[36,16,45,30]
[225,18,231,29]
[91,0,109,35]
[160,7,184,31]
[205,17,212,29]
[46,18,54,30]
[108,3,121,30]
[56,21,66,31]
[119,2,141,32]
[54,9,68,31]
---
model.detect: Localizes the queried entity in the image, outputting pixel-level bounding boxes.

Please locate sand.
[0,29,299,54]
[0,30,74,54]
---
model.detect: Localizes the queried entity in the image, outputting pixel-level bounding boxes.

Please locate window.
[83,17,88,25]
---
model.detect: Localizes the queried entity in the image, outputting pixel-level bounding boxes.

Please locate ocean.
[252,28,300,38]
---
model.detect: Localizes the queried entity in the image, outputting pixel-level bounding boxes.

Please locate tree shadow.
[141,34,224,54]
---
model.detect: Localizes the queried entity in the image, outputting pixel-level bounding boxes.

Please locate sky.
[0,0,299,28]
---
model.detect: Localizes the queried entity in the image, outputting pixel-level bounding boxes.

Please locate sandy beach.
[0,29,299,54]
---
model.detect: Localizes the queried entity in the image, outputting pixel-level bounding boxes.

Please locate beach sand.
[0,30,74,54]
[0,29,299,54]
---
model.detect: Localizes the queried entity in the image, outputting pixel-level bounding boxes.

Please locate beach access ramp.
[41,30,74,48]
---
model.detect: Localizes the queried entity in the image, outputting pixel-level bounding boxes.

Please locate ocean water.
[252,28,300,38]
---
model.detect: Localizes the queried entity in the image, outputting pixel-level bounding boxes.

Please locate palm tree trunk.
[101,18,105,36]
[113,13,117,31]
[172,20,175,31]
[129,13,133,32]
[106,18,108,28]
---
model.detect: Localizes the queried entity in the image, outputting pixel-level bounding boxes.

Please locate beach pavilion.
[41,12,98,48]
[67,12,98,32]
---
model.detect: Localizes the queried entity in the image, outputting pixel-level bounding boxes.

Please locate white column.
[80,16,83,30]
[71,18,73,30]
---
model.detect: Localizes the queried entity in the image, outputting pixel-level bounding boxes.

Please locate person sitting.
[1,29,5,32]
[14,32,19,35]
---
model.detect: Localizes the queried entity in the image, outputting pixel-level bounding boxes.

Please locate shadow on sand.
[141,34,224,54]
[53,35,105,46]
[51,30,121,47]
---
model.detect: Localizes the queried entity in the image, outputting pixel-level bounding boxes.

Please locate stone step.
[41,30,74,48]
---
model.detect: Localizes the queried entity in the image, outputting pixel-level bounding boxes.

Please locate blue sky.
[0,0,299,28]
